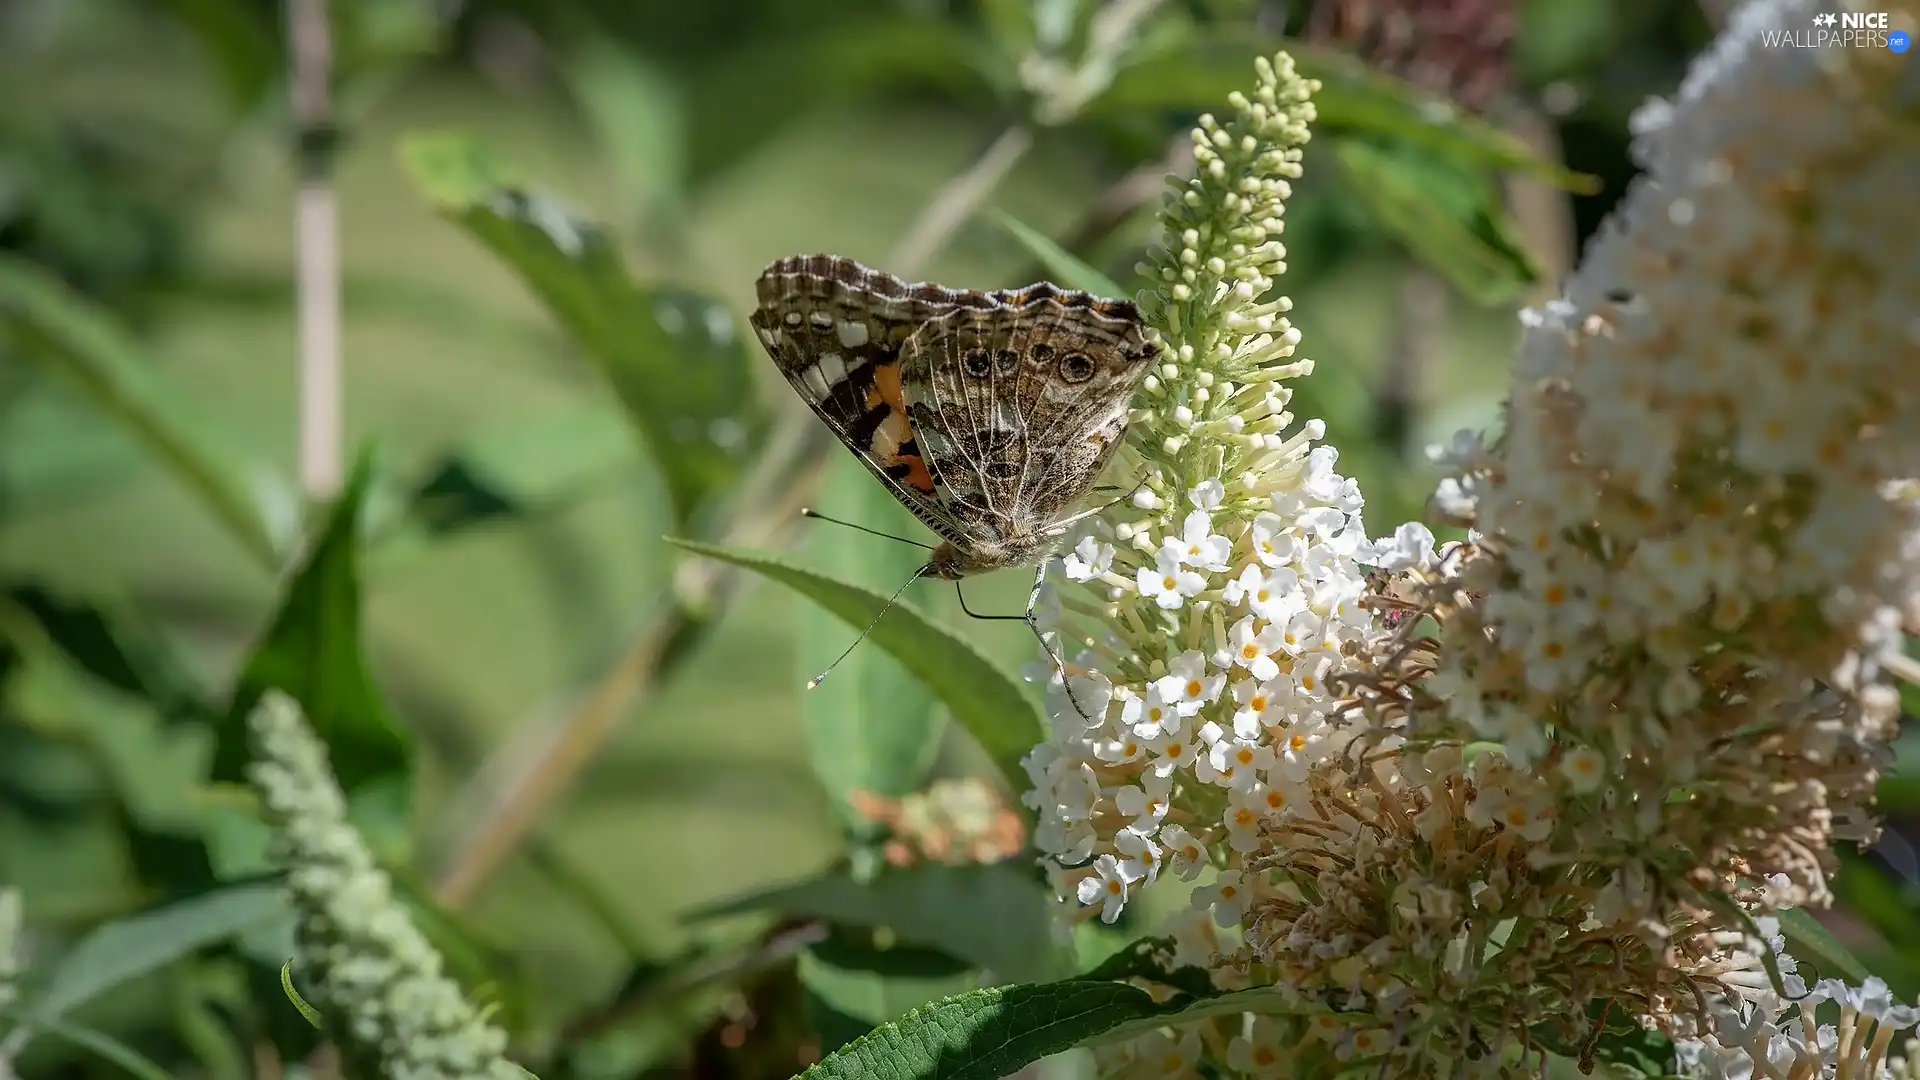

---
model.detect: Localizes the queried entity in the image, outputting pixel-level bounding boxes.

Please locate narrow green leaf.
[0,1009,183,1080]
[795,981,1181,1080]
[801,457,944,830]
[280,961,325,1028]
[1090,30,1598,192]
[694,863,1073,985]
[0,255,280,566]
[996,214,1125,298]
[211,453,411,796]
[400,133,763,527]
[1333,139,1538,306]
[666,540,1042,792]
[19,882,285,1031]
[1776,906,1872,985]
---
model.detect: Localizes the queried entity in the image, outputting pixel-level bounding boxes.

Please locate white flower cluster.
[1019,53,1409,942]
[1017,0,1920,1075]
[248,693,522,1080]
[1408,0,1918,927]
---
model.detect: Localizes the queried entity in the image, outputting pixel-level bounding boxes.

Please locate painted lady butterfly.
[751,254,1156,701]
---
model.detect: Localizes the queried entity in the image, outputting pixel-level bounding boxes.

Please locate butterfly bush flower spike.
[1025,45,1394,992]
[247,693,521,1080]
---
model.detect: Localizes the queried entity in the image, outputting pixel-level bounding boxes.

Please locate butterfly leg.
[952,572,1100,725]
[1023,562,1100,726]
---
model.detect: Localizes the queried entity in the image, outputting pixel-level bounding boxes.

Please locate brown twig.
[288,0,342,501]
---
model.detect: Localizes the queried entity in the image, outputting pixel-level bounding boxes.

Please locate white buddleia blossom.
[1019,0,1920,1076]
[247,693,521,1080]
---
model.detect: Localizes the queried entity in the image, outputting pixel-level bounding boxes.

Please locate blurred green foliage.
[0,0,1914,1078]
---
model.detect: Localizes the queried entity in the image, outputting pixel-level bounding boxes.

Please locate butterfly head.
[927,534,1053,579]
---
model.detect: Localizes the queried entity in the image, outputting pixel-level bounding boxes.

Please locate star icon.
[1815,12,1839,26]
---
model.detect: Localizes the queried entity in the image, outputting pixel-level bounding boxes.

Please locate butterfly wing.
[751,255,974,545]
[896,285,1152,541]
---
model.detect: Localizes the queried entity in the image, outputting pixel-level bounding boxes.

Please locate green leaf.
[280,960,324,1029]
[400,133,763,528]
[794,980,1184,1080]
[560,36,686,230]
[801,934,980,1054]
[996,214,1125,298]
[211,453,411,796]
[16,881,285,1037]
[0,1009,183,1080]
[1776,906,1872,985]
[800,457,944,830]
[1090,30,1598,191]
[1333,139,1538,306]
[694,863,1073,984]
[384,406,643,546]
[3,583,213,728]
[666,540,1042,793]
[0,254,281,566]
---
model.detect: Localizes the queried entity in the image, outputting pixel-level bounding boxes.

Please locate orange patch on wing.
[867,359,908,412]
[865,359,936,494]
[895,454,936,493]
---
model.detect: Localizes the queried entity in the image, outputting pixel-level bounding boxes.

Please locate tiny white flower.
[1372,520,1438,572]
[1223,796,1264,852]
[1154,651,1226,716]
[1076,854,1136,923]
[1115,774,1173,831]
[1123,683,1185,738]
[1147,732,1198,777]
[1138,546,1207,609]
[1219,615,1286,682]
[1558,745,1607,793]
[1227,1017,1296,1080]
[1250,511,1305,568]
[1114,827,1163,885]
[1231,677,1282,739]
[1207,736,1273,791]
[1159,823,1209,880]
[1189,479,1226,510]
[1063,535,1115,582]
[1193,870,1250,928]
[1174,509,1233,572]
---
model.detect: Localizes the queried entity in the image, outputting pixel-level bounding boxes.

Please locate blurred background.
[3,0,1916,1078]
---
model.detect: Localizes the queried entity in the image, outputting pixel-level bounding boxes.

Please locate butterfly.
[750,254,1157,708]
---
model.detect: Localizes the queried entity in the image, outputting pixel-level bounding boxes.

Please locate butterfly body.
[751,254,1155,579]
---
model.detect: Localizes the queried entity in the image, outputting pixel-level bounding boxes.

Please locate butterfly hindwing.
[897,286,1153,537]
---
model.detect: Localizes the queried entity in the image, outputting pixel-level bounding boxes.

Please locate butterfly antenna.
[800,508,934,551]
[807,563,930,690]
